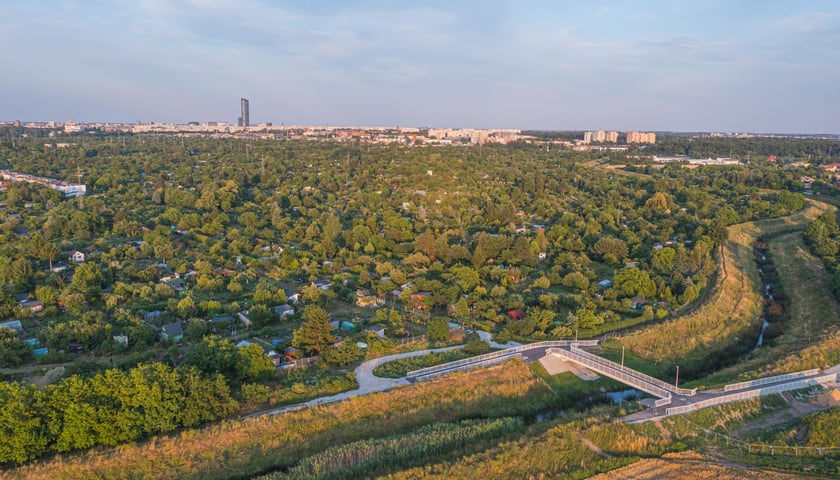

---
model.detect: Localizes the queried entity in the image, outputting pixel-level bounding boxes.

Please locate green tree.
[322,340,363,366]
[0,381,49,463]
[428,318,449,342]
[248,304,274,328]
[651,247,676,276]
[707,219,729,248]
[292,306,337,353]
[71,262,103,299]
[613,267,656,298]
[236,344,276,381]
[180,335,239,378]
[449,264,480,292]
[0,329,33,367]
[561,271,589,291]
[180,369,238,427]
[591,237,628,264]
[126,363,184,435]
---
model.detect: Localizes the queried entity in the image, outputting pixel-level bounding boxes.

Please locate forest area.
[0,130,838,470]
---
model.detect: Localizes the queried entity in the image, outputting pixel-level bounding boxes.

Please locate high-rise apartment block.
[240,98,250,127]
[583,130,618,143]
[626,131,656,144]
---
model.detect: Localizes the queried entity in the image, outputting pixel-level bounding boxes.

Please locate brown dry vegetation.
[5,360,552,480]
[620,199,834,365]
[380,418,668,480]
[587,451,814,480]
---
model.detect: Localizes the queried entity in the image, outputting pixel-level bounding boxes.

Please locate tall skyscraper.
[240,98,250,127]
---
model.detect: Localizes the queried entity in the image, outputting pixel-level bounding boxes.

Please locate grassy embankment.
[6,360,554,480]
[699,229,840,386]
[613,199,835,383]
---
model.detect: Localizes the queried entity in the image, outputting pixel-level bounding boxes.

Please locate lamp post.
[621,346,625,367]
[675,365,680,389]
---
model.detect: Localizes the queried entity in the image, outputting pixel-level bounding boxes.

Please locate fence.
[653,397,673,408]
[665,374,838,416]
[723,368,820,391]
[281,356,319,369]
[683,418,840,457]
[549,347,672,399]
[406,339,598,379]
[396,334,428,346]
[568,346,698,397]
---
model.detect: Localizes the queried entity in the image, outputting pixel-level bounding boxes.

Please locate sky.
[1,0,839,133]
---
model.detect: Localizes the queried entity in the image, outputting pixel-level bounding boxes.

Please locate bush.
[494,330,512,344]
[428,318,450,342]
[464,338,491,355]
[240,383,271,404]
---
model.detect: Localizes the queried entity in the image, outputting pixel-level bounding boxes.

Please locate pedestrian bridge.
[405,340,837,418]
[406,340,694,406]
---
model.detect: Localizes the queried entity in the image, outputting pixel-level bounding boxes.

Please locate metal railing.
[569,346,697,396]
[723,369,821,392]
[405,339,598,379]
[665,374,837,416]
[549,347,672,399]
[654,397,673,407]
[412,354,524,382]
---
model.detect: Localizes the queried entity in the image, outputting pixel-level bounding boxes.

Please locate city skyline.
[2,1,839,133]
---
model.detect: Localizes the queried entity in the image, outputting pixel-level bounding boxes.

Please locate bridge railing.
[569,346,697,396]
[406,339,598,379]
[665,374,837,416]
[549,347,672,399]
[723,369,821,392]
[412,354,524,382]
[653,397,673,408]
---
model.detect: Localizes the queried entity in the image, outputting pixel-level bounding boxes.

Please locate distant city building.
[583,130,618,144]
[0,170,86,197]
[240,98,250,127]
[626,131,656,144]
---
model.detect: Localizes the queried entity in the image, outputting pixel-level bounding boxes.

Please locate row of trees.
[0,363,238,464]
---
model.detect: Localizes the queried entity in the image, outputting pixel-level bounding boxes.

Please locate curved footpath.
[252,331,520,417]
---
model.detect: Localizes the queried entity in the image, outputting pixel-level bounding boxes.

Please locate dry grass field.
[587,451,816,480]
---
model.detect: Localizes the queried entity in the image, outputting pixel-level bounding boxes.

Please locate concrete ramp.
[540,353,600,381]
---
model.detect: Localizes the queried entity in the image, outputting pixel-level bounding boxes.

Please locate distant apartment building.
[240,98,250,127]
[583,130,618,144]
[0,170,86,197]
[626,131,656,144]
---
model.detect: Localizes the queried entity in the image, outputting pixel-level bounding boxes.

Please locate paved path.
[253,331,520,417]
[622,368,838,423]
[251,333,838,424]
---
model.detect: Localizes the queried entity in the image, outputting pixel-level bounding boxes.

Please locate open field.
[619,199,835,372]
[587,451,815,480]
[380,417,669,480]
[6,360,552,480]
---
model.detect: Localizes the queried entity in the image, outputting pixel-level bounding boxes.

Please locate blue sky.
[2,0,838,132]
